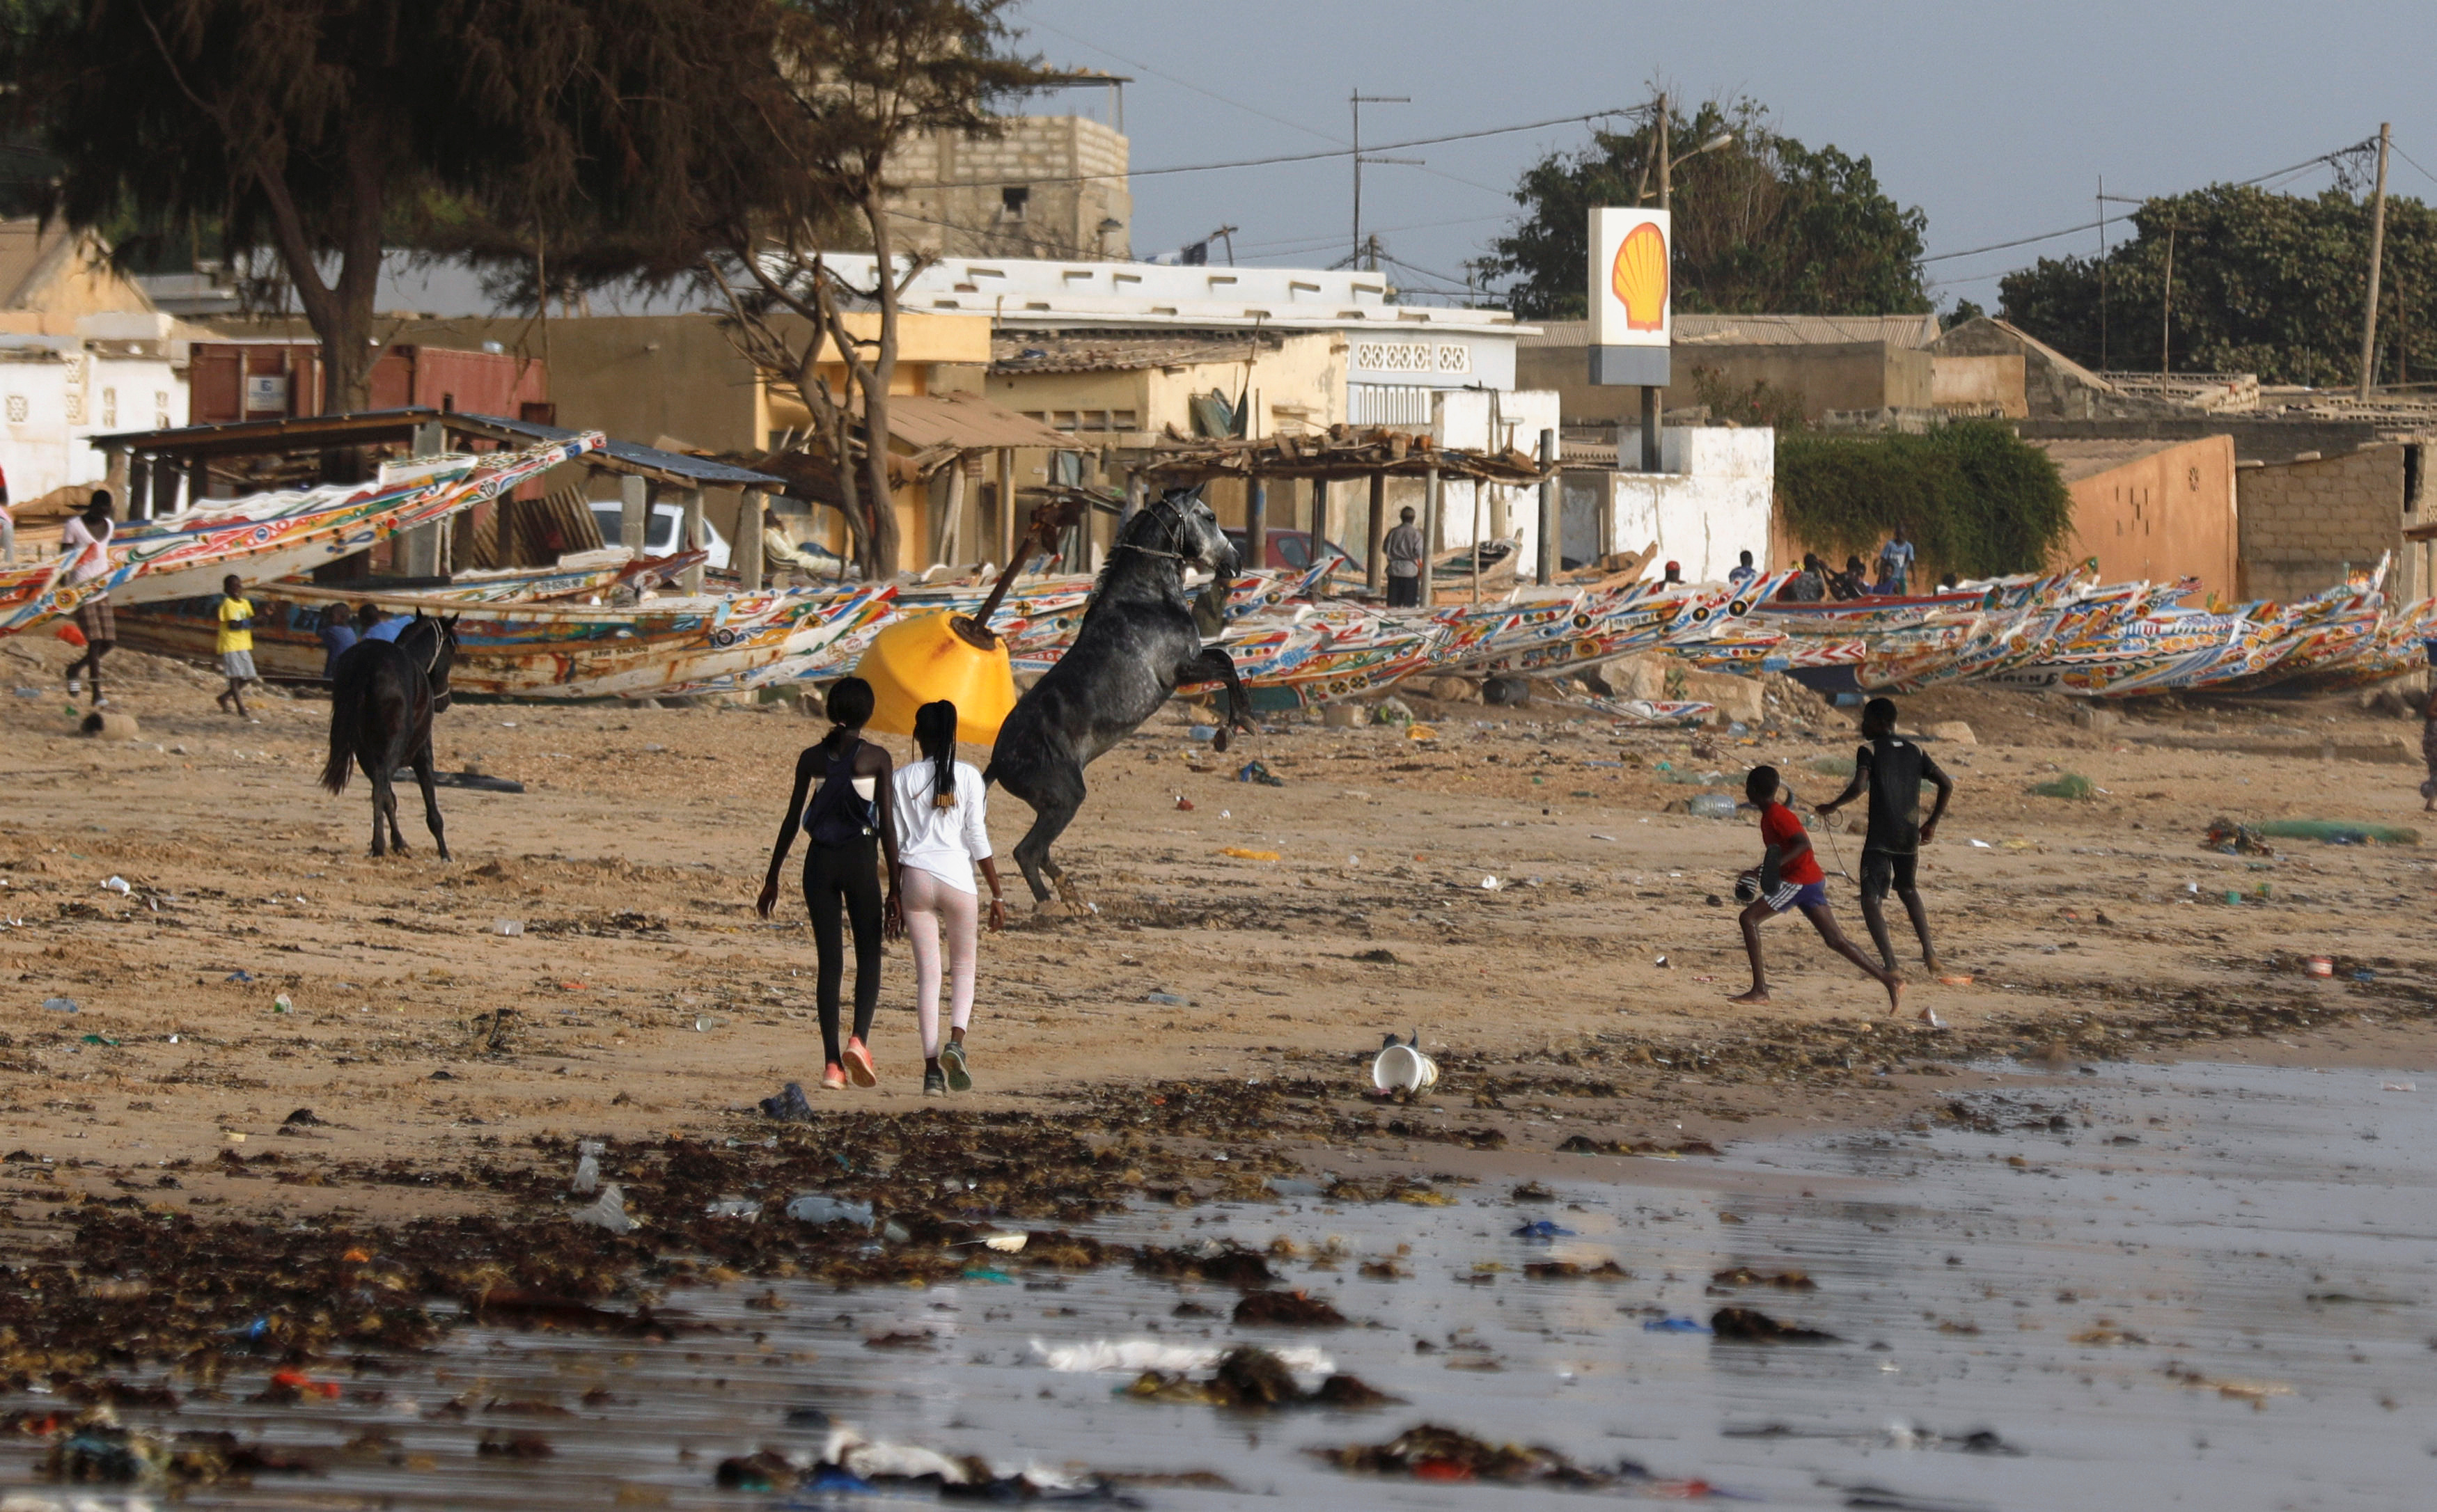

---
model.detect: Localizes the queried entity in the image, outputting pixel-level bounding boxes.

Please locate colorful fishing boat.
[0,434,602,636]
[113,551,702,672]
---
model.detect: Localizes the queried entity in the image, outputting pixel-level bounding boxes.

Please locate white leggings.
[900,867,977,1057]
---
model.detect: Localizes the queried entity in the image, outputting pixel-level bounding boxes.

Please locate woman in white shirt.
[891,699,1005,1096]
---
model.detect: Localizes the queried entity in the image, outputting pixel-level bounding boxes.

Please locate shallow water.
[7,1057,2435,1509]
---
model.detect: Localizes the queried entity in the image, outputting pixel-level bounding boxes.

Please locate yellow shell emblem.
[1611,221,1668,332]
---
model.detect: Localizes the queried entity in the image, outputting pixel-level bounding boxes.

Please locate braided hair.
[913,700,958,810]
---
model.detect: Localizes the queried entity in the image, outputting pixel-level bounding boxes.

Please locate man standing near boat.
[1877,530,1915,597]
[1384,506,1425,608]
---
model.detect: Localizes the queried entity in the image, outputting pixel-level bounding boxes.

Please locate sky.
[1011,0,2437,313]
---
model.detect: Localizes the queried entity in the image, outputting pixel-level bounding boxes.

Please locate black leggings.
[804,837,883,1066]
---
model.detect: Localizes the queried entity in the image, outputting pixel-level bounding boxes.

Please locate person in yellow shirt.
[214,573,260,720]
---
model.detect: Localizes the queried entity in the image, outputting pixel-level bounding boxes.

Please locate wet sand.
[3,636,2435,1503]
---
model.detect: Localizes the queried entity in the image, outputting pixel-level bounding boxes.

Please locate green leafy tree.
[1998,183,2437,387]
[0,0,788,414]
[1472,96,1931,320]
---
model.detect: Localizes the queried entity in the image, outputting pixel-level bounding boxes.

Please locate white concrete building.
[0,335,186,503]
[0,220,192,506]
[1560,427,1776,581]
[820,254,1531,430]
[1428,386,1564,565]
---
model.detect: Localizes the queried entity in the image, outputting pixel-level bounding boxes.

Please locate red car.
[1221,528,1360,572]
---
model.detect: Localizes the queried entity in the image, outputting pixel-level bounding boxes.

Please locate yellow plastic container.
[851,611,1019,746]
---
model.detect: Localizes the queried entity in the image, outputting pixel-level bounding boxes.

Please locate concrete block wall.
[2238,445,2403,601]
[888,117,1130,261]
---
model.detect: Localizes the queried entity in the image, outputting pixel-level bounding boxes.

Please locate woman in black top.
[758,677,902,1090]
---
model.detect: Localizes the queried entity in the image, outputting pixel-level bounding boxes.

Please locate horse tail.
[320,663,359,795]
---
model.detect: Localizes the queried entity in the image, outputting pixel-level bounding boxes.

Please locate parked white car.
[588,501,732,570]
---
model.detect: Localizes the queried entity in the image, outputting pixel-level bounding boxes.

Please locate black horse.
[987,488,1253,910]
[320,613,461,859]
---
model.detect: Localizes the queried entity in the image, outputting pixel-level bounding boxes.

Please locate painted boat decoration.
[0,434,602,636]
[117,578,889,699]
[114,551,711,673]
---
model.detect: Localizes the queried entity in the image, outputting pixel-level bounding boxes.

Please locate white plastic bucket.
[1372,1043,1440,1092]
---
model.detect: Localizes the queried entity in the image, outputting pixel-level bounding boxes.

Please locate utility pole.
[1641,93,1670,473]
[2160,222,2175,378]
[2360,120,2392,401]
[2097,175,2108,371]
[1351,92,1411,268]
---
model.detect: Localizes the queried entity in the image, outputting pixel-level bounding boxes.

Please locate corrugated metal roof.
[453,414,785,487]
[992,328,1285,375]
[1520,313,1943,349]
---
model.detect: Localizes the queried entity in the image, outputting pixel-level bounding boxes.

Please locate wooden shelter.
[86,409,787,593]
[1131,425,1554,599]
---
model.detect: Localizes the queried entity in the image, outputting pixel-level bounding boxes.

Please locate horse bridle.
[1113,493,1200,564]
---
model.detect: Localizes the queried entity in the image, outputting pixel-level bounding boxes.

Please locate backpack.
[804,738,877,846]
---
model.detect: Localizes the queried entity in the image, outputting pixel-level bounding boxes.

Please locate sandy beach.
[4,635,2431,1198]
[5,638,2436,1505]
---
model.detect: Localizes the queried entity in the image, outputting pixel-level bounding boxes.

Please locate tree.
[1998,183,2436,387]
[1777,423,2072,580]
[0,0,786,416]
[1471,96,1931,320]
[706,0,1037,579]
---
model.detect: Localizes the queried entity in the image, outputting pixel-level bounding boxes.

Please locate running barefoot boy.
[1817,697,1954,972]
[1728,765,1904,1014]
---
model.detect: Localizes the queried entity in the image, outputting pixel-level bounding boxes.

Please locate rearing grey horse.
[987,487,1253,911]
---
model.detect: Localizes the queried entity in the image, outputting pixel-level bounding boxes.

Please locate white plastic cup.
[1372,1043,1440,1092]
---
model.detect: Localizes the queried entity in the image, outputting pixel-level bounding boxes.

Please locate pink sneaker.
[841,1039,877,1088]
[820,1062,849,1091]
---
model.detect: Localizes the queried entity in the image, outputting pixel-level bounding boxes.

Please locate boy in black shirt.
[1818,697,1954,973]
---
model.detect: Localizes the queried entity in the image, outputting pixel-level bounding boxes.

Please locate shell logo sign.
[1611,221,1668,331]
[1588,207,1672,349]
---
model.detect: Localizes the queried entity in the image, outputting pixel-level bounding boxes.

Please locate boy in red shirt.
[1730,765,1905,1014]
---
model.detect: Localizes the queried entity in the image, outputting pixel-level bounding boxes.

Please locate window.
[63,391,81,423]
[5,395,24,423]
[1001,186,1030,219]
[100,387,116,427]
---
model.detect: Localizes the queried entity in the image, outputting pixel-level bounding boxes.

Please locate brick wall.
[2238,445,2404,600]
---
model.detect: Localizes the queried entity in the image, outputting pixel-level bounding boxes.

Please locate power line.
[2392,139,2437,193]
[1024,18,1340,147]
[1227,211,1516,258]
[916,106,1644,191]
[1026,19,1523,212]
[1919,139,2376,265]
